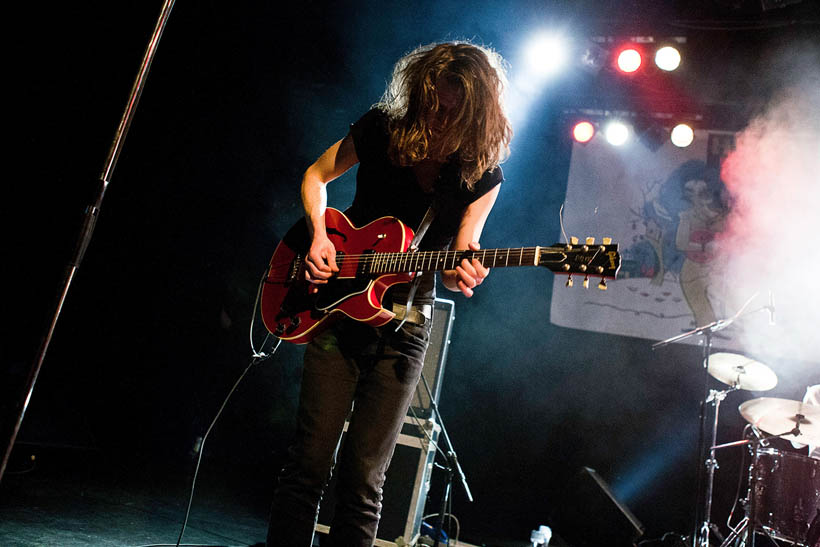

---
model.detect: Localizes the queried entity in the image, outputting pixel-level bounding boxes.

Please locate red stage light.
[616,48,642,73]
[573,121,595,143]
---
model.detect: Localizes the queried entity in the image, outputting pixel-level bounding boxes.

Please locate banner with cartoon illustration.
[550,130,740,348]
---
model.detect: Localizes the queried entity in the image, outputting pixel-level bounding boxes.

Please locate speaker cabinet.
[409,298,455,419]
[315,417,440,546]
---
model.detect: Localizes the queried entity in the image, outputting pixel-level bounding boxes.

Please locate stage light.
[670,124,694,147]
[572,121,595,144]
[636,120,667,152]
[616,48,642,73]
[605,121,630,146]
[525,32,570,78]
[580,40,609,74]
[654,46,681,71]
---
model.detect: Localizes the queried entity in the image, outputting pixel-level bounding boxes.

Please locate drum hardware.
[716,398,820,547]
[652,293,777,547]
[700,386,739,547]
[738,398,820,448]
[698,356,780,547]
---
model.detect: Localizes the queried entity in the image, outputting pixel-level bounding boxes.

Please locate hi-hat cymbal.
[706,353,778,391]
[739,397,820,445]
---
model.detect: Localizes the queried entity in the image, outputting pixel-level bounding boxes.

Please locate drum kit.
[696,352,820,547]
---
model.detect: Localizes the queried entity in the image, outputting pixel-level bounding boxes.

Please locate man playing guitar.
[266,41,513,546]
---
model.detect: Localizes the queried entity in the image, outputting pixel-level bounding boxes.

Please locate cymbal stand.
[654,321,721,546]
[652,292,770,547]
[699,385,739,547]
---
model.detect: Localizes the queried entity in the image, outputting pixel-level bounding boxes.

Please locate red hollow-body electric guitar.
[261,208,620,343]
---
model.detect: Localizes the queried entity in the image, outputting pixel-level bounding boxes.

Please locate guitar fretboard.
[339,247,565,275]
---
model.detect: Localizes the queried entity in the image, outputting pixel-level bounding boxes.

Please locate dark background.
[6,1,820,545]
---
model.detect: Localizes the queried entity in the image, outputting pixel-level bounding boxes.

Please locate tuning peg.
[582,276,590,289]
[585,237,595,245]
[570,236,579,245]
[603,237,612,245]
[566,276,573,288]
[598,278,607,290]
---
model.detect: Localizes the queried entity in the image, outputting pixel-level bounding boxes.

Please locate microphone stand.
[419,371,472,547]
[0,0,177,483]
[652,296,772,547]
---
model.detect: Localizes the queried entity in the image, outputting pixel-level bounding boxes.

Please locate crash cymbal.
[706,353,778,391]
[739,397,820,445]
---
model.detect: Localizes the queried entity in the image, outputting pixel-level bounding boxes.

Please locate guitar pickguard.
[313,277,373,311]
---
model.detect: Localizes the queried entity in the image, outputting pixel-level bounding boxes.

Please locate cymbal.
[706,353,777,391]
[739,397,820,445]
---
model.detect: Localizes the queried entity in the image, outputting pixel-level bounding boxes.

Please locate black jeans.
[267,317,430,547]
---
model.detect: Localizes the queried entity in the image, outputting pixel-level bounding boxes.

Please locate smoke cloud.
[718,40,820,379]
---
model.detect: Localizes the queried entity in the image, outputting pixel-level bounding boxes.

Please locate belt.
[391,302,433,326]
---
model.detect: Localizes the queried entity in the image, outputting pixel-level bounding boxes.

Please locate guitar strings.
[265,248,551,275]
[264,245,603,282]
[287,247,558,263]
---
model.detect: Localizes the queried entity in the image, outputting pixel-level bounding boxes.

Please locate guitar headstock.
[540,237,620,289]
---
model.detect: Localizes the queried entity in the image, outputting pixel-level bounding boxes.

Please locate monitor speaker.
[553,466,645,547]
[408,298,454,419]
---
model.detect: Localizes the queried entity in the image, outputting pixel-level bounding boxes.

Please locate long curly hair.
[376,41,513,189]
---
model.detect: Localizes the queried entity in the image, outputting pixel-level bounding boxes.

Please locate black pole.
[0,0,177,483]
[434,451,456,547]
[693,331,713,547]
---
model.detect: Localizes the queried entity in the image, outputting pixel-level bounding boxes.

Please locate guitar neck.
[347,246,564,275]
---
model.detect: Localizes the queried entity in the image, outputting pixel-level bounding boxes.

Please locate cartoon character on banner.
[626,160,730,329]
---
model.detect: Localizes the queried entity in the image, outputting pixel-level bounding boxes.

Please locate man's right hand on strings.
[305,233,339,287]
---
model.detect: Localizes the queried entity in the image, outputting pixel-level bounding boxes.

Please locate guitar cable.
[249,268,274,358]
[171,269,282,547]
[559,202,569,244]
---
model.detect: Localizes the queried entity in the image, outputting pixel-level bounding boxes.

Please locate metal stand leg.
[718,517,748,547]
[698,388,734,547]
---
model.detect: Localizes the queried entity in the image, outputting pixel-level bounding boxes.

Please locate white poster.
[550,129,746,349]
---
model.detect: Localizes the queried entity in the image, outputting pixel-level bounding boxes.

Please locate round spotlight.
[670,124,694,147]
[525,33,570,78]
[572,121,595,144]
[655,46,681,71]
[605,121,630,146]
[616,48,642,73]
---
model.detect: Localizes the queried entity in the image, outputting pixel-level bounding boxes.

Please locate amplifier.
[409,298,455,419]
[316,417,440,546]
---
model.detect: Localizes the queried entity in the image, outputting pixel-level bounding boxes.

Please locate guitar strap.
[394,204,436,331]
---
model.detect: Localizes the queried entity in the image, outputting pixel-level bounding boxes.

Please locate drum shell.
[752,447,820,545]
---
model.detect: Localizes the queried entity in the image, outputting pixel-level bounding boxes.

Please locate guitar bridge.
[288,256,303,282]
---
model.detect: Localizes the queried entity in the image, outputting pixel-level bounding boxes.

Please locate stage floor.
[0,445,269,547]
